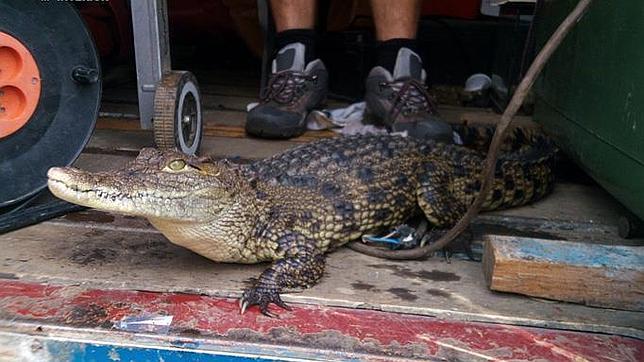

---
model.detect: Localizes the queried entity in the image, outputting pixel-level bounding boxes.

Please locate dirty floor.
[1,68,643,343]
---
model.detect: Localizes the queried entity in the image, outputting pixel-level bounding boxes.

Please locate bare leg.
[370,0,421,40]
[246,0,324,140]
[270,0,317,32]
[364,1,453,143]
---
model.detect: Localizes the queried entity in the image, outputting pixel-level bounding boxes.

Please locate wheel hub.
[180,91,198,146]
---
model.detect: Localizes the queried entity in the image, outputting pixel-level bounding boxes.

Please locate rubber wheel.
[0,1,100,207]
[153,71,203,155]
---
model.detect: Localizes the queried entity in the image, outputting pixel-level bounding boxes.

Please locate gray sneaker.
[246,43,329,139]
[365,48,453,143]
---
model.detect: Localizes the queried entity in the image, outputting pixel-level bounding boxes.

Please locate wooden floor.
[1,69,643,340]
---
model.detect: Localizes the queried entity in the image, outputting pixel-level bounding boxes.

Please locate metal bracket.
[131,0,171,129]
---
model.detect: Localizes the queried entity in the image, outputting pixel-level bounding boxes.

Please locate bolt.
[71,66,99,84]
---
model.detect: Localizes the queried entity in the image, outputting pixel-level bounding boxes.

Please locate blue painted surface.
[46,341,297,362]
[510,237,644,268]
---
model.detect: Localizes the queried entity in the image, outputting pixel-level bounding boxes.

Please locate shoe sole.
[245,115,307,139]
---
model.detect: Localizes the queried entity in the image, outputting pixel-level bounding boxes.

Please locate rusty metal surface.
[0,280,642,361]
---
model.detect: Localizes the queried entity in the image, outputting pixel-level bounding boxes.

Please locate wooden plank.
[102,94,258,112]
[2,218,643,338]
[99,99,536,129]
[197,83,260,98]
[73,153,134,172]
[485,182,643,244]
[95,118,336,143]
[483,235,644,312]
[438,105,536,128]
[95,106,534,145]
[86,129,300,159]
[102,78,260,99]
[2,282,642,362]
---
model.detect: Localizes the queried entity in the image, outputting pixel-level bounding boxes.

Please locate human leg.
[246,0,328,139]
[366,0,452,142]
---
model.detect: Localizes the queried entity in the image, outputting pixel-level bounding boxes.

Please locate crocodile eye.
[168,159,187,171]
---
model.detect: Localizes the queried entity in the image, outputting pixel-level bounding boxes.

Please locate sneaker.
[246,43,329,139]
[365,48,453,143]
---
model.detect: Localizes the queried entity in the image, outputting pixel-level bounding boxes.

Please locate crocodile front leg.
[240,233,325,316]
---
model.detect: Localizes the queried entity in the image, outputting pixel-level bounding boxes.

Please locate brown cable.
[348,0,592,260]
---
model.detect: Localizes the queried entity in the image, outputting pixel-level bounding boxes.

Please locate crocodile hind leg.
[413,164,479,261]
[416,167,467,228]
[240,233,325,316]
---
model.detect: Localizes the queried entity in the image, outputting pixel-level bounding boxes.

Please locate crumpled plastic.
[306,102,393,136]
[116,314,173,334]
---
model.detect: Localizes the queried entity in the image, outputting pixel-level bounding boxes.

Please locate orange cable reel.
[0,31,41,138]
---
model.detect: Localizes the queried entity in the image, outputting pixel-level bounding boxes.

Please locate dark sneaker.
[246,43,329,139]
[365,48,453,143]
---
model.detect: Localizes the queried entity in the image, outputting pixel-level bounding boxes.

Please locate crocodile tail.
[451,126,557,211]
[453,124,551,155]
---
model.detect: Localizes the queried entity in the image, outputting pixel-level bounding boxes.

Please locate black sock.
[274,29,317,64]
[375,38,420,73]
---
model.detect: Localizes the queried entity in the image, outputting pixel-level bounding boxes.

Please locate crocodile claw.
[239,285,291,317]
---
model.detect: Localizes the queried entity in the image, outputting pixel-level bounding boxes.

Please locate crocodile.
[47,129,555,315]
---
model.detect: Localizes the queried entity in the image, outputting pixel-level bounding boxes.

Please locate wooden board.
[98,101,537,131]
[95,117,337,143]
[1,215,643,339]
[29,75,640,339]
[1,281,642,362]
[483,235,644,312]
[86,129,300,160]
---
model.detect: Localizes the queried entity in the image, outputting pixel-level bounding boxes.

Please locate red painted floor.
[0,279,641,361]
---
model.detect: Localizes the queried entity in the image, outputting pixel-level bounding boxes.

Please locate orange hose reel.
[0,31,41,138]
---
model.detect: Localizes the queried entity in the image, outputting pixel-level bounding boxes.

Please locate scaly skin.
[48,129,555,315]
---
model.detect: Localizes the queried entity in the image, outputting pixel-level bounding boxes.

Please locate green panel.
[538,101,644,218]
[534,0,644,219]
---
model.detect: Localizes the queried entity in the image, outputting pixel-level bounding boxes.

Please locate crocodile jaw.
[48,166,150,216]
[47,166,204,221]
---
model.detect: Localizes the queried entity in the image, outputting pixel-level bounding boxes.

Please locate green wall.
[535,0,644,219]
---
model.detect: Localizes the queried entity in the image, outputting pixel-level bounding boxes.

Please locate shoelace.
[261,71,317,105]
[383,78,439,123]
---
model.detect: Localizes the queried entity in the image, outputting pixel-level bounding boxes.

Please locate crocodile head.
[47,148,242,223]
